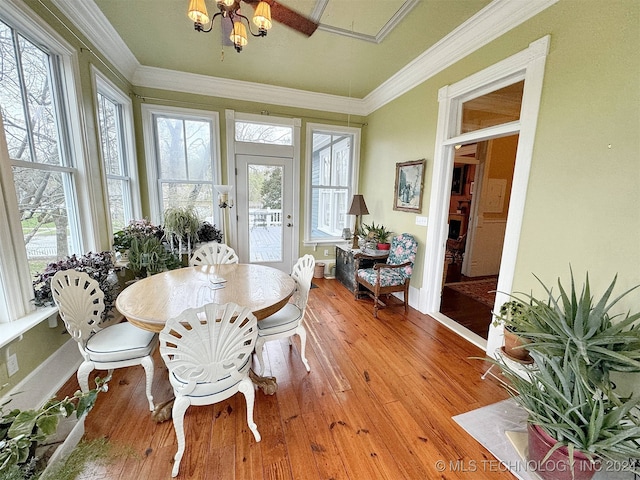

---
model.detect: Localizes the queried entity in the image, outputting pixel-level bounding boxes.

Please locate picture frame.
[393,159,426,212]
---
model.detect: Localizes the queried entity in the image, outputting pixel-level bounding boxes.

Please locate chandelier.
[187,0,272,53]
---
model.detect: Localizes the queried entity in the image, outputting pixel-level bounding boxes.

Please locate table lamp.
[347,194,369,249]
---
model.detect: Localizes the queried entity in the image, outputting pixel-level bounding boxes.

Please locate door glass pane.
[247,164,283,263]
[461,81,524,134]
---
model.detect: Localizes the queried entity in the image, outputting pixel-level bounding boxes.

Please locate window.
[142,105,220,224]
[0,9,87,323]
[235,121,293,145]
[305,124,360,243]
[95,73,140,234]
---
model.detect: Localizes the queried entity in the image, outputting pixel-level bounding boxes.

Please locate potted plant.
[32,252,118,321]
[361,222,392,250]
[0,378,106,479]
[492,300,533,363]
[112,219,164,257]
[163,207,200,256]
[196,221,223,244]
[127,236,181,278]
[486,270,640,480]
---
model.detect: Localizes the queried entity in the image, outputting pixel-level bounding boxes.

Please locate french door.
[235,154,295,273]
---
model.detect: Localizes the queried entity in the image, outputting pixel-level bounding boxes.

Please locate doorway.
[440,135,519,339]
[420,36,549,351]
[236,154,295,273]
[224,111,301,273]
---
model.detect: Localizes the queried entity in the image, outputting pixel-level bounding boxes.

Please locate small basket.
[314,262,325,279]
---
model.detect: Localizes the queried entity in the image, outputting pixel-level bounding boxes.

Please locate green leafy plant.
[360,222,392,244]
[127,236,180,278]
[112,219,164,254]
[163,207,200,252]
[196,221,222,243]
[0,379,106,479]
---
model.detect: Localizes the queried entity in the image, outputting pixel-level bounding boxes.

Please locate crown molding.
[133,66,369,116]
[49,0,139,79]
[44,0,557,116]
[362,0,559,114]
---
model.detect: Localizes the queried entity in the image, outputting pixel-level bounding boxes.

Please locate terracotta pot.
[527,424,599,480]
[376,243,390,250]
[503,329,531,361]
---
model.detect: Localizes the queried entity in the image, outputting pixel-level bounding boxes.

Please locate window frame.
[304,123,361,245]
[141,104,222,226]
[93,68,141,240]
[0,0,94,326]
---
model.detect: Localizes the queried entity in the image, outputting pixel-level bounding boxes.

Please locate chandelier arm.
[195,11,224,33]
[231,11,267,37]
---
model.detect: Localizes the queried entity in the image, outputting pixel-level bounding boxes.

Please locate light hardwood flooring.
[57,277,513,479]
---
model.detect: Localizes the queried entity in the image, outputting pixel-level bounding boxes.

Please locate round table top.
[116,264,296,332]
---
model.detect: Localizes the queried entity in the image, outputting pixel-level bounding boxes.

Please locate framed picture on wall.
[393,159,426,212]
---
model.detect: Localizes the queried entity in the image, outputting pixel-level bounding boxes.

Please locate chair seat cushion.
[86,322,158,363]
[257,303,302,336]
[357,268,407,287]
[168,355,251,397]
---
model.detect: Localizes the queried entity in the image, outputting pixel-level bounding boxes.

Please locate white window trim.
[92,67,142,240]
[0,1,94,337]
[141,104,221,225]
[304,123,361,245]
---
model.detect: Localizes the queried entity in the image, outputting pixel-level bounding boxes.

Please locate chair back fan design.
[51,270,105,350]
[189,242,239,266]
[290,254,315,311]
[159,302,257,396]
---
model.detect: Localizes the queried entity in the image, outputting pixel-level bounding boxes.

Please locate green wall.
[362,0,640,301]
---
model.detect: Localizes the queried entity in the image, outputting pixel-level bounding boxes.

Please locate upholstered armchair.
[355,233,418,317]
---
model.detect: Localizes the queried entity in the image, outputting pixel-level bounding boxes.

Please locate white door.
[236,154,295,273]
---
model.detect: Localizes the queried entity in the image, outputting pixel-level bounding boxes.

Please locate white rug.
[453,398,636,480]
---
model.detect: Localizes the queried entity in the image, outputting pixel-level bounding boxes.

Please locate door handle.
[287,223,293,227]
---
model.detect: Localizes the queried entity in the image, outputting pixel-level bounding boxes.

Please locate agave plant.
[483,269,640,477]
[507,270,640,397]
[496,350,640,466]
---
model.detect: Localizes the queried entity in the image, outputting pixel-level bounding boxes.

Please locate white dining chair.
[50,270,158,411]
[189,241,239,266]
[254,254,315,375]
[159,302,260,477]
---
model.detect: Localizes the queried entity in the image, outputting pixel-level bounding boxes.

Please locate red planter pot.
[376,243,390,250]
[527,424,599,480]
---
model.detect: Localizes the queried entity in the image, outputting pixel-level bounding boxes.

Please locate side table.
[335,244,389,296]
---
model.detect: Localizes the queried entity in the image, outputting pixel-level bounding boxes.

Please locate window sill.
[303,239,351,248]
[0,306,58,349]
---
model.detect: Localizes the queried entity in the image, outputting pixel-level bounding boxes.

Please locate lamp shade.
[253,1,272,30]
[347,195,369,216]
[230,21,248,48]
[188,0,210,24]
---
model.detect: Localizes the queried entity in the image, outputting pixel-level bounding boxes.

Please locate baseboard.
[0,338,81,411]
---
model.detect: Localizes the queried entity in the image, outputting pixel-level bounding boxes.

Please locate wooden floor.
[58,277,513,479]
[440,286,493,339]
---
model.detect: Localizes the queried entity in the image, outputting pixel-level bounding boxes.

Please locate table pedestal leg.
[249,368,278,395]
